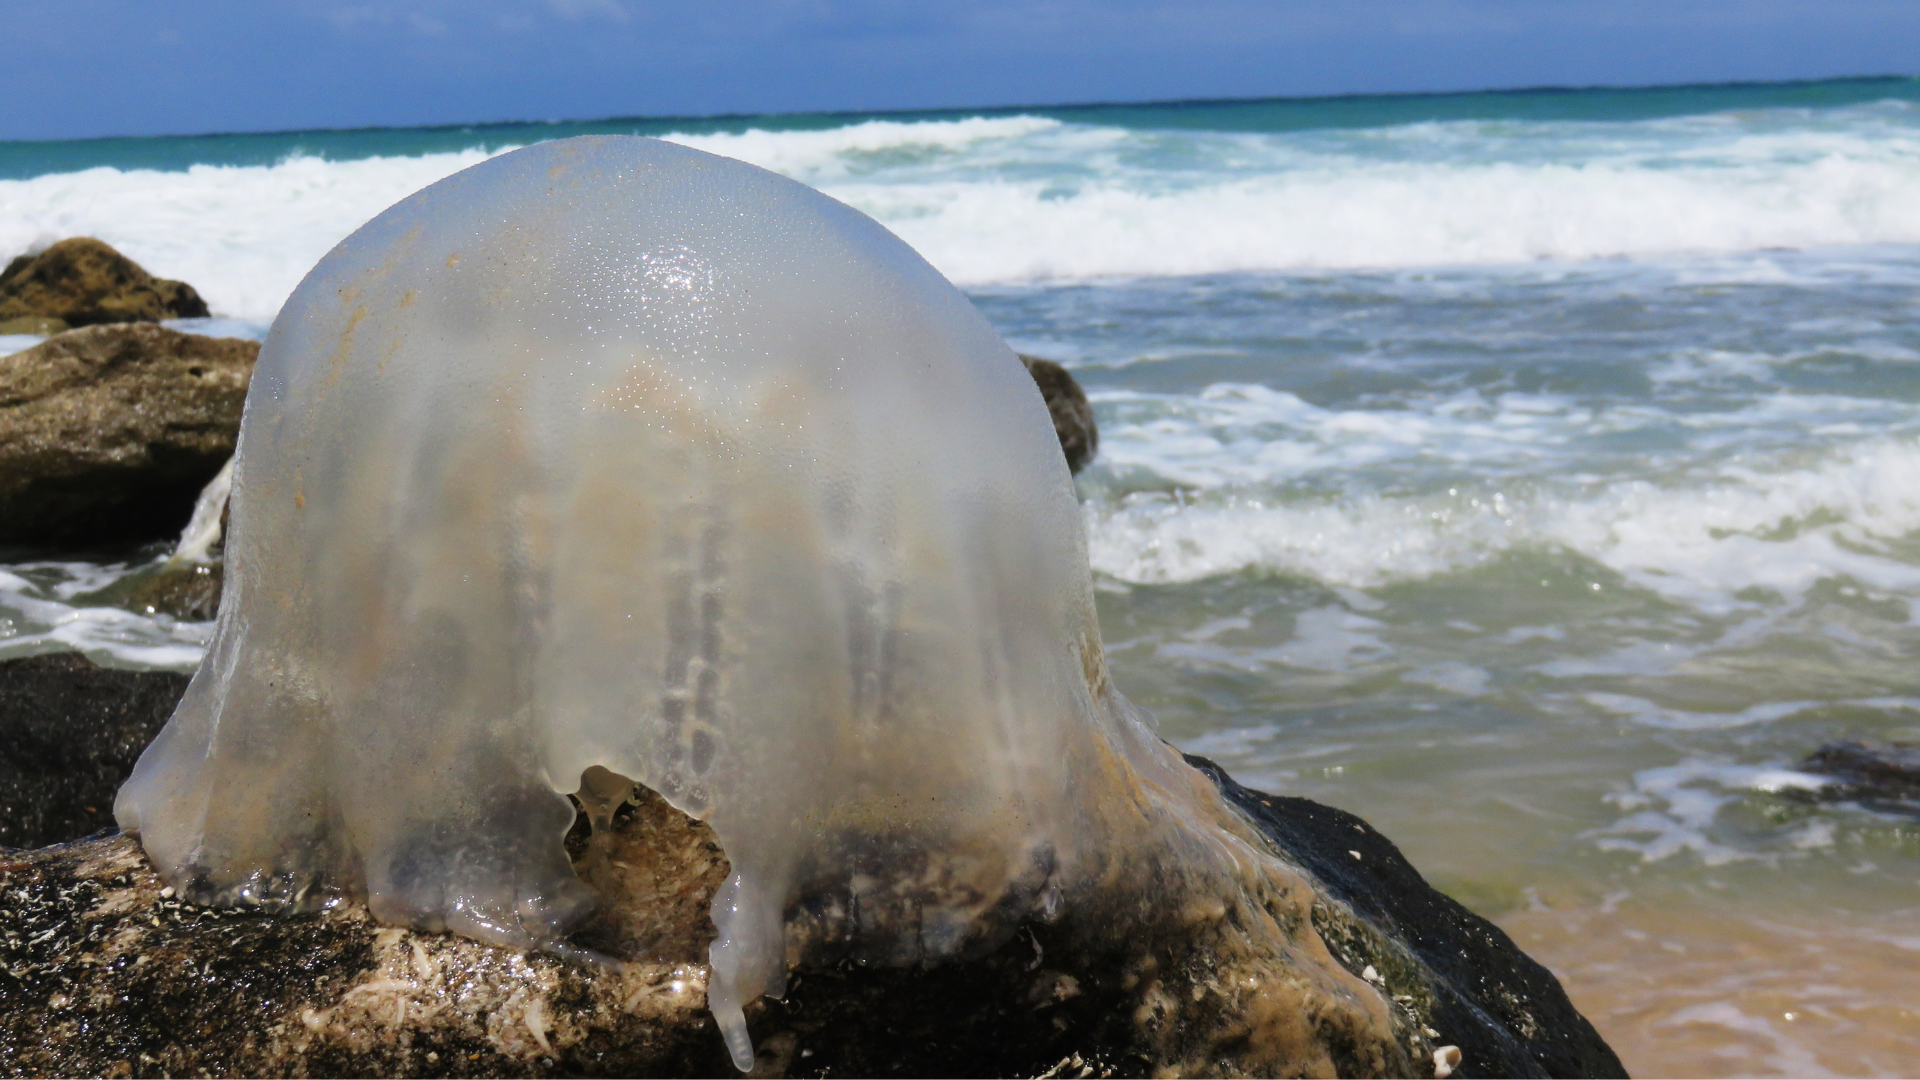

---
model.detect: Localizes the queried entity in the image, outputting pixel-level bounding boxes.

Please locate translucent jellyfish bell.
[117,136,1331,1071]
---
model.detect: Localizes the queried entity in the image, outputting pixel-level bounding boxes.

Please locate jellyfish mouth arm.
[702,868,788,1072]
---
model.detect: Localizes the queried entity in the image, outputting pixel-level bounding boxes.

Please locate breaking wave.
[4,99,1919,319]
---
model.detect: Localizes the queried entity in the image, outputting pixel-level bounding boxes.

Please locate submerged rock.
[0,654,188,850]
[1019,354,1099,474]
[0,238,208,328]
[78,560,225,621]
[0,658,1620,1077]
[1799,739,1920,812]
[0,323,256,547]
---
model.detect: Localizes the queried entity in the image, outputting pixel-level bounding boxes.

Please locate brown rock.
[0,324,257,547]
[1020,354,1099,474]
[0,238,208,328]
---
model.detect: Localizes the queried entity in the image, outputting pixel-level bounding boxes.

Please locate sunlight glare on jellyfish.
[115,136,1365,1072]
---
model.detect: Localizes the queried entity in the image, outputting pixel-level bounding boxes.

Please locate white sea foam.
[0,561,211,670]
[1089,383,1616,488]
[0,150,495,323]
[1591,759,1832,865]
[665,115,1065,181]
[1582,693,1823,731]
[1156,605,1392,673]
[1402,662,1492,696]
[4,108,1920,319]
[1086,436,1920,619]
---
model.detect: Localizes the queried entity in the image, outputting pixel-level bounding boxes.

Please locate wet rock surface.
[1020,355,1099,474]
[1799,739,1920,812]
[76,559,224,621]
[0,834,725,1079]
[0,660,1622,1077]
[1188,756,1625,1079]
[0,654,188,850]
[0,323,256,547]
[0,239,208,329]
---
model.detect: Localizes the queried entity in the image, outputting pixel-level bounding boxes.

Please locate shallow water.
[6,80,1920,1075]
[976,250,1920,1077]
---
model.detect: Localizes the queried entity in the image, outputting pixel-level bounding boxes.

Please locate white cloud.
[549,0,628,21]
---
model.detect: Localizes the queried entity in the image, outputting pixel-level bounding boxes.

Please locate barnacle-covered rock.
[0,763,1621,1078]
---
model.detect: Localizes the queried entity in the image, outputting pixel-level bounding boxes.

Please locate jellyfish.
[116,136,1390,1072]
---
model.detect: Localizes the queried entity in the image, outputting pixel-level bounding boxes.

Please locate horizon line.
[4,72,1913,149]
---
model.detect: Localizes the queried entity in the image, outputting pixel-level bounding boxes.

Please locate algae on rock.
[0,238,208,329]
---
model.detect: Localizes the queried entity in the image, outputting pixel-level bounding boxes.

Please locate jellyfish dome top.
[117,136,1383,1072]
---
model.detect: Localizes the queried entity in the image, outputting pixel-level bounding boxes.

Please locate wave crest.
[3,108,1918,319]
[1086,439,1920,616]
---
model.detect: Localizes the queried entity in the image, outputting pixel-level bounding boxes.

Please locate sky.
[6,0,1918,141]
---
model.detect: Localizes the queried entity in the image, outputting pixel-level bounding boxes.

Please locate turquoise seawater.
[4,77,1920,1074]
[0,75,1913,179]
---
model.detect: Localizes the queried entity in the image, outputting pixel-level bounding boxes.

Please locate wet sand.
[1501,890,1920,1077]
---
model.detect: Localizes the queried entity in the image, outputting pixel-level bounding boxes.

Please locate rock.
[73,458,233,620]
[78,560,224,621]
[0,316,67,338]
[0,653,189,850]
[1799,739,1920,811]
[0,323,257,547]
[0,238,208,328]
[1187,756,1625,1079]
[1020,354,1099,474]
[0,657,1622,1077]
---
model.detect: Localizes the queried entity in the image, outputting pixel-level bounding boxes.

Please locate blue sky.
[7,0,1917,140]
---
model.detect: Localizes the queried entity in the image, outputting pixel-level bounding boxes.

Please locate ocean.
[5,76,1920,1075]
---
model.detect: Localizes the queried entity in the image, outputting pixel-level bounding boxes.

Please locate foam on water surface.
[0,560,211,669]
[6,95,1920,319]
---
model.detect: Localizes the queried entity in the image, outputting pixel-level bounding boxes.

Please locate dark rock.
[0,238,209,328]
[0,661,1623,1077]
[1020,354,1099,474]
[0,316,67,337]
[0,653,188,850]
[1187,754,1626,1079]
[0,323,257,547]
[1799,739,1920,812]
